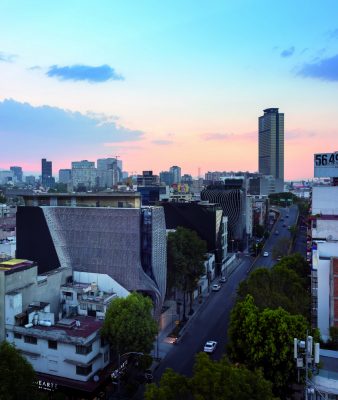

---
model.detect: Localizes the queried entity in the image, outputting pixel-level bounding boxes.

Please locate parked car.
[204,340,217,353]
[212,284,221,291]
[144,369,153,383]
[219,276,227,283]
[275,230,279,235]
[276,256,282,261]
[263,251,269,257]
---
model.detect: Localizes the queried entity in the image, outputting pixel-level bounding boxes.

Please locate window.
[24,335,37,344]
[80,303,87,310]
[14,332,22,339]
[96,305,104,312]
[62,291,73,300]
[100,337,106,347]
[104,351,109,362]
[48,340,57,349]
[76,364,92,376]
[76,344,92,355]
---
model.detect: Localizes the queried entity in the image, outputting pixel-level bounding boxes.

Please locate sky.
[1,1,338,180]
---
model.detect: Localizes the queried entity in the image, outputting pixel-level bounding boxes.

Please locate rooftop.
[0,258,35,273]
[14,315,103,343]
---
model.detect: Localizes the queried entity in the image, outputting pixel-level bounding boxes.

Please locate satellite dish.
[93,375,99,382]
[327,235,333,241]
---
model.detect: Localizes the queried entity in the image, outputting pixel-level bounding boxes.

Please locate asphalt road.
[252,204,299,270]
[154,254,253,379]
[154,204,302,380]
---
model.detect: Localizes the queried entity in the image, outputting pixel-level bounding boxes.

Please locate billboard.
[314,152,338,177]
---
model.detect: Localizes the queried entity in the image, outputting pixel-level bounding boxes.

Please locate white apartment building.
[311,186,338,341]
[1,258,130,397]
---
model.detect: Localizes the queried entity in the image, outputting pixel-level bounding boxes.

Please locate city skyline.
[1,1,338,179]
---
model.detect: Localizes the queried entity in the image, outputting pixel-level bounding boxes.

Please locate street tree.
[145,352,278,400]
[102,292,158,356]
[167,227,207,318]
[228,295,308,397]
[0,341,37,400]
[238,264,310,317]
[277,253,309,285]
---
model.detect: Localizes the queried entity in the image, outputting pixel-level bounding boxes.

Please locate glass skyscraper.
[258,108,284,181]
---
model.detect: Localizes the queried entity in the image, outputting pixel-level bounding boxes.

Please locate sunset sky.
[1,1,338,179]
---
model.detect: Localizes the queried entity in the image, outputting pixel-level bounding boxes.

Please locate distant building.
[25,175,36,186]
[10,166,23,182]
[169,166,181,184]
[0,170,14,185]
[258,108,284,182]
[137,171,159,186]
[97,158,122,188]
[58,169,72,185]
[159,171,173,186]
[41,159,54,188]
[71,160,96,190]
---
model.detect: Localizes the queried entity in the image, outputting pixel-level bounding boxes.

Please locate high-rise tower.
[258,108,284,181]
[41,158,53,187]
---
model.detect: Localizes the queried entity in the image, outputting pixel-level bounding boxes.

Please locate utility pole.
[294,334,325,399]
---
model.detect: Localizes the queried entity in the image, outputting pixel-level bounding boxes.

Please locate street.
[154,204,302,380]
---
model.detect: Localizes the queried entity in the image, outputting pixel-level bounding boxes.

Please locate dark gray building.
[258,108,284,181]
[16,204,166,316]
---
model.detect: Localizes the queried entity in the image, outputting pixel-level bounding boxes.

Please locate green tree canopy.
[102,292,158,355]
[276,253,309,285]
[167,227,207,315]
[227,295,308,396]
[145,352,278,400]
[0,341,36,400]
[238,264,310,317]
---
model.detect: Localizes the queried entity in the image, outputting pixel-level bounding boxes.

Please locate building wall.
[1,266,71,341]
[312,186,338,215]
[313,242,338,341]
[7,330,109,382]
[73,271,130,298]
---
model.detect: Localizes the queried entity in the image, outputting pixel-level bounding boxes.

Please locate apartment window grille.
[76,344,92,355]
[24,335,37,344]
[76,365,92,376]
[48,340,57,349]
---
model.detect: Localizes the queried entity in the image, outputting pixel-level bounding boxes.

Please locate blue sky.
[1,0,338,178]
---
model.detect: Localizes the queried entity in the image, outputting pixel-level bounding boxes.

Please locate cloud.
[297,54,338,81]
[152,139,173,145]
[201,133,235,141]
[0,99,143,164]
[280,46,295,58]
[46,64,123,83]
[28,65,42,70]
[0,51,16,62]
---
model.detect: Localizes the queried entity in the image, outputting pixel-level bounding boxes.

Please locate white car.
[263,251,269,257]
[212,284,221,291]
[204,341,217,353]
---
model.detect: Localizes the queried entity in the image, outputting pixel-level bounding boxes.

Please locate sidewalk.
[151,255,243,367]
